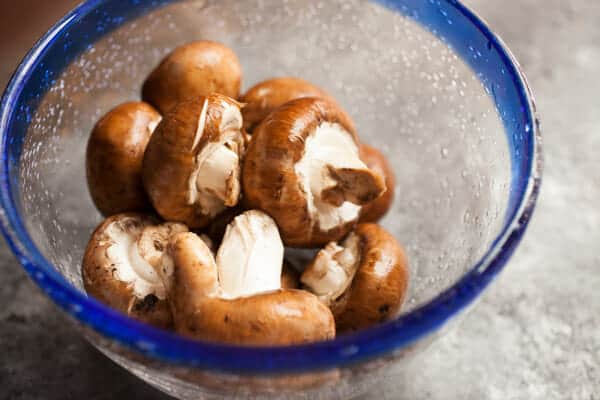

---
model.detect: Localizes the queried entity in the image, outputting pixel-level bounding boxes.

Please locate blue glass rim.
[0,0,542,374]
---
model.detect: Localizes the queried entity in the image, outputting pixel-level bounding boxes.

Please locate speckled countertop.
[1,0,598,399]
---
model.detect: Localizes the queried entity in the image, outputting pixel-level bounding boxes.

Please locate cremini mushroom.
[281,261,300,289]
[160,210,335,345]
[243,97,386,247]
[82,213,188,329]
[86,102,161,216]
[301,223,409,332]
[142,41,242,114]
[143,93,246,229]
[240,77,333,132]
[358,144,396,223]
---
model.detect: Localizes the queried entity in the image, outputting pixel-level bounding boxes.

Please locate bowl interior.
[19,0,509,312]
[0,0,539,374]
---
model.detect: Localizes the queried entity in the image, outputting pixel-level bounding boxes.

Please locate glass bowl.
[0,0,541,398]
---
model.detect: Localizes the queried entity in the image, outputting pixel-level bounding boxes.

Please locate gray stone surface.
[1,0,598,399]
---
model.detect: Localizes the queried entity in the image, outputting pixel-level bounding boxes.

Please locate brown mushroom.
[143,94,246,229]
[142,41,242,114]
[81,213,187,329]
[240,77,334,132]
[301,223,409,333]
[160,210,335,345]
[281,261,300,289]
[86,102,161,216]
[358,144,396,223]
[243,97,386,247]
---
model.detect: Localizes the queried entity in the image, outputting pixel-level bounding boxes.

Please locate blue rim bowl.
[0,0,542,374]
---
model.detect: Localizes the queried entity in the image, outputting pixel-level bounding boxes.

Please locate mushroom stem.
[321,165,386,207]
[194,141,241,207]
[137,222,188,270]
[164,232,220,314]
[216,210,283,299]
[300,233,361,305]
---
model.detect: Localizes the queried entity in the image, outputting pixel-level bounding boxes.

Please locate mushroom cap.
[165,231,335,345]
[240,77,334,132]
[332,223,409,332]
[82,213,173,329]
[142,41,242,114]
[242,97,362,247]
[142,94,245,228]
[180,289,335,346]
[86,101,161,216]
[358,145,396,223]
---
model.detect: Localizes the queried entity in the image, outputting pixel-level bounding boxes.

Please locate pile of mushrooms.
[83,41,409,345]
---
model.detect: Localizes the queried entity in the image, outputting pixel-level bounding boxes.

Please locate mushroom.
[142,41,242,114]
[86,101,161,216]
[243,97,386,247]
[281,261,300,289]
[240,77,334,132]
[301,223,409,332]
[143,93,246,229]
[358,144,396,223]
[82,213,188,329]
[160,210,335,345]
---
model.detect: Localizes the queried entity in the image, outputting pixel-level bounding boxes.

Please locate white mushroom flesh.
[216,210,284,299]
[301,232,360,304]
[104,219,167,300]
[136,222,188,270]
[191,98,208,150]
[294,122,367,230]
[187,100,244,217]
[147,114,163,136]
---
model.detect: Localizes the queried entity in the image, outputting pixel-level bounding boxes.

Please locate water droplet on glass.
[463,211,471,223]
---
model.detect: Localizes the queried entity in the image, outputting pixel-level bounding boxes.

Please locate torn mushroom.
[243,97,386,247]
[142,41,242,114]
[358,144,396,223]
[143,94,246,228]
[86,102,161,216]
[240,77,334,132]
[301,223,409,333]
[82,213,188,329]
[160,210,335,345]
